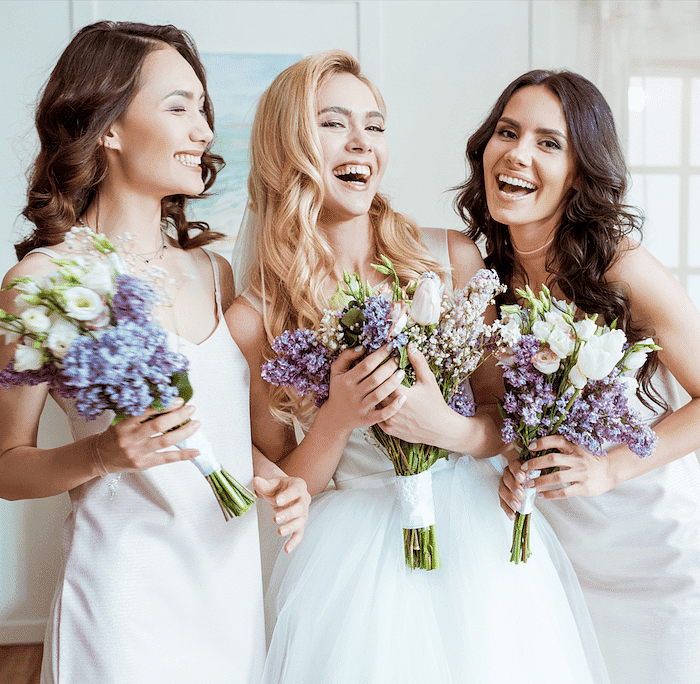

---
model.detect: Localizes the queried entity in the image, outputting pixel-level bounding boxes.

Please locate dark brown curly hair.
[17,21,224,260]
[454,69,663,410]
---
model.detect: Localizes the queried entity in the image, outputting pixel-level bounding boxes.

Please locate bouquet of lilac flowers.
[0,226,254,520]
[492,285,660,563]
[262,257,504,570]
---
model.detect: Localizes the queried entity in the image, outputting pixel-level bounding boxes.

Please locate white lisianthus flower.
[619,375,639,400]
[13,279,42,296]
[575,328,627,381]
[532,347,561,374]
[573,318,598,342]
[62,286,107,322]
[531,320,551,341]
[568,364,588,389]
[410,274,444,326]
[19,307,52,334]
[14,344,44,371]
[46,319,79,358]
[80,261,115,296]
[107,252,129,276]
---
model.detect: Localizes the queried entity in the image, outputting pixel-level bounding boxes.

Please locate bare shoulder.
[440,228,485,290]
[225,294,265,362]
[0,252,63,315]
[210,250,235,311]
[607,235,697,328]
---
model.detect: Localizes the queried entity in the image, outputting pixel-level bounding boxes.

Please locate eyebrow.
[318,105,385,120]
[498,116,567,140]
[164,89,206,101]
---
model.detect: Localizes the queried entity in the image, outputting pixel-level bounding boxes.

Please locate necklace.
[125,229,168,264]
[512,235,555,256]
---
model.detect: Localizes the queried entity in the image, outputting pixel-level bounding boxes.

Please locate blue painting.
[190,53,302,249]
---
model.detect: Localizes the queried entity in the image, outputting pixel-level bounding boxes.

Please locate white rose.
[547,326,576,359]
[80,262,115,296]
[46,319,79,358]
[531,320,552,341]
[573,318,598,342]
[14,344,44,371]
[532,347,561,374]
[19,307,52,334]
[410,274,444,326]
[62,287,107,322]
[575,328,627,381]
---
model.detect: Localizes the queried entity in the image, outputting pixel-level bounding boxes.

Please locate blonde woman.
[227,51,609,683]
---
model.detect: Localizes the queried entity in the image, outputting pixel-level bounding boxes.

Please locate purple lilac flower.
[448,388,475,418]
[360,296,392,353]
[111,274,158,324]
[0,361,78,399]
[61,320,188,420]
[261,329,333,407]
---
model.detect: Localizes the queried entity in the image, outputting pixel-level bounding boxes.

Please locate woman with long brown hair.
[227,51,609,683]
[455,69,700,684]
[0,21,308,684]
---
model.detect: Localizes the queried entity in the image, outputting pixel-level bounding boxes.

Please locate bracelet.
[91,433,110,477]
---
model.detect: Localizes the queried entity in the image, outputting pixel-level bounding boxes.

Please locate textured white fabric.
[394,469,436,528]
[36,248,266,684]
[231,207,258,296]
[537,364,700,684]
[261,229,610,684]
[517,469,541,515]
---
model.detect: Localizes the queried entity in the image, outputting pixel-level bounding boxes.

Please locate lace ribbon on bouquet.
[395,469,436,529]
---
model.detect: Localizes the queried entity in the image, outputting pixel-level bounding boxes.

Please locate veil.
[231,206,259,296]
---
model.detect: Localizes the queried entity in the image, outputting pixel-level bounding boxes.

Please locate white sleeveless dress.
[32,248,266,684]
[258,229,610,684]
[537,367,700,684]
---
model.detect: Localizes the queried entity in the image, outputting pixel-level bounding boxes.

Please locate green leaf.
[173,371,193,404]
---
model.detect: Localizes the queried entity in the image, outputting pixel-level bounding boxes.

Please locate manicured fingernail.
[511,500,519,510]
[396,369,405,381]
[354,345,363,352]
[520,462,529,471]
[276,497,287,506]
[515,471,526,483]
[528,442,537,450]
[172,397,184,407]
[275,514,286,524]
[279,526,289,536]
[397,395,407,406]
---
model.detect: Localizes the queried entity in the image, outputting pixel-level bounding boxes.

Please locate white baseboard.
[0,619,46,644]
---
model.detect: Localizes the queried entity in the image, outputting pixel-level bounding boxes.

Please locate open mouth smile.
[175,153,202,168]
[497,173,537,196]
[333,164,371,185]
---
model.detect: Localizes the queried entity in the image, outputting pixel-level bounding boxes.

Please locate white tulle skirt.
[262,455,609,684]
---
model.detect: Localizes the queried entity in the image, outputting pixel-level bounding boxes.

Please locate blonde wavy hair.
[247,49,445,421]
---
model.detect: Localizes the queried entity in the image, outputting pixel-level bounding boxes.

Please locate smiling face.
[106,45,213,199]
[482,85,577,243]
[316,72,388,226]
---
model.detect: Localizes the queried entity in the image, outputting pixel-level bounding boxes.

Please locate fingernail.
[191,450,200,458]
[398,395,407,406]
[354,345,363,352]
[515,471,526,483]
[172,397,184,407]
[275,514,286,524]
[279,526,289,536]
[276,497,287,506]
[511,500,519,510]
[537,493,545,499]
[396,369,405,381]
[528,442,537,450]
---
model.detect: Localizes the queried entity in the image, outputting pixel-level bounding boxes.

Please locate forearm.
[275,408,353,496]
[0,437,101,500]
[437,404,504,457]
[606,396,700,487]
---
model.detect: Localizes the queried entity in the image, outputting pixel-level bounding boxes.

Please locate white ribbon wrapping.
[177,430,220,477]
[395,469,436,529]
[517,469,541,515]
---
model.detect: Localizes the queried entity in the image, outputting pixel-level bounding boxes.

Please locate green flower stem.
[206,470,256,521]
[510,512,531,564]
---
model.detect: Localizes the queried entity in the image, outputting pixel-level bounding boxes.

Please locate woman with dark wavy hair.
[0,21,308,684]
[455,69,700,684]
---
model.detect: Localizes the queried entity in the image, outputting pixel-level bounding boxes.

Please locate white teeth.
[175,154,201,167]
[333,164,371,178]
[498,174,536,190]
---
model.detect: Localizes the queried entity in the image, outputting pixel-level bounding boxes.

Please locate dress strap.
[203,249,222,313]
[421,227,453,296]
[24,247,62,260]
